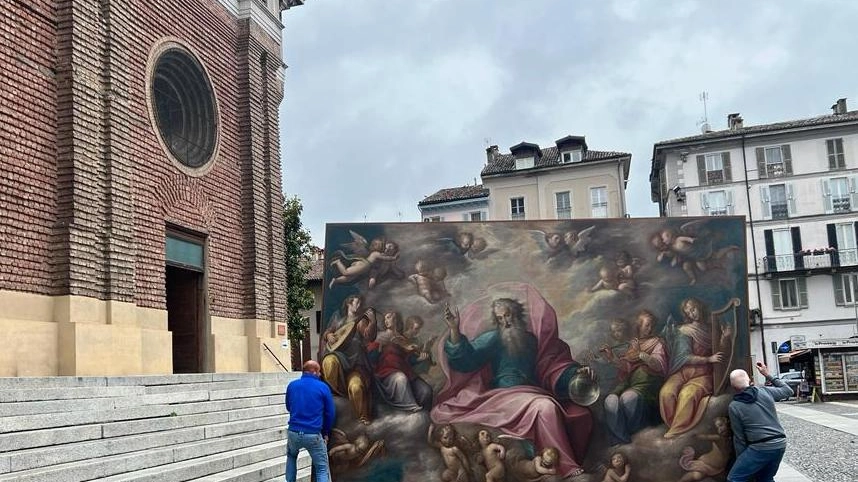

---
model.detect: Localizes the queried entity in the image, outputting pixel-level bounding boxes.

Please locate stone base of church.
[0,290,291,377]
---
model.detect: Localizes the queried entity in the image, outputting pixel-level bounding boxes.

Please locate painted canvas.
[320,217,748,482]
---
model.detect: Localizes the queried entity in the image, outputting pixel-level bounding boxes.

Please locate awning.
[778,349,811,363]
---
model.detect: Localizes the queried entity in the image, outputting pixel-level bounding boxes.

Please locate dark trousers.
[727,446,785,482]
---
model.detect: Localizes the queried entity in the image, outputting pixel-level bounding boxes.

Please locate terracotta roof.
[306,256,324,282]
[419,184,489,206]
[481,146,630,176]
[656,110,858,146]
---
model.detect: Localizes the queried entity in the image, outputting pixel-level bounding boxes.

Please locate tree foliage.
[283,196,315,341]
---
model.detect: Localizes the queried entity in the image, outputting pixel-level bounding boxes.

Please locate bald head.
[303,360,321,375]
[730,369,751,390]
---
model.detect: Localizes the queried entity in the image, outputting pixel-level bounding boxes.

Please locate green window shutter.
[770,280,782,310]
[798,277,808,308]
[782,145,793,175]
[697,155,707,185]
[833,275,845,306]
[722,152,732,181]
[756,147,767,178]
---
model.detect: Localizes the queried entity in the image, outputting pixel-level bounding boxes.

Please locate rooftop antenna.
[697,91,711,133]
[484,137,492,147]
[397,211,402,222]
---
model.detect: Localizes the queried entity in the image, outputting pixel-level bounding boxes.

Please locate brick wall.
[1,0,287,322]
[1,1,58,294]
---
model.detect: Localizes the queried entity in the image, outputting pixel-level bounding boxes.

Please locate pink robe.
[430,282,592,477]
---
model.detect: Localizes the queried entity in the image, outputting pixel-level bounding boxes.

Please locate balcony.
[761,248,858,275]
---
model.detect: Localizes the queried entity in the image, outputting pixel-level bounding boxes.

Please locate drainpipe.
[741,133,768,366]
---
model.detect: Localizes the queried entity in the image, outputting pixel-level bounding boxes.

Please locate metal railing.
[762,248,858,273]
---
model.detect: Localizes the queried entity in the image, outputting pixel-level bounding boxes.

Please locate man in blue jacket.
[727,362,793,482]
[286,360,336,482]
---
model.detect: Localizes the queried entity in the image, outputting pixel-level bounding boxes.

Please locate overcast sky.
[279,0,858,246]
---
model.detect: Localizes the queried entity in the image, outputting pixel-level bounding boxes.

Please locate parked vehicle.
[780,371,804,395]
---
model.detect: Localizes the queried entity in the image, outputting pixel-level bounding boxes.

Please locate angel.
[428,424,473,482]
[601,452,630,482]
[564,225,596,258]
[678,417,732,482]
[409,259,450,304]
[512,447,559,481]
[328,428,385,472]
[614,251,641,295]
[438,232,498,260]
[589,265,618,292]
[329,231,402,289]
[652,221,739,285]
[528,230,570,264]
[476,430,506,482]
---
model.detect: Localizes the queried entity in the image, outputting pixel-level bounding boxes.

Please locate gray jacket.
[728,375,793,455]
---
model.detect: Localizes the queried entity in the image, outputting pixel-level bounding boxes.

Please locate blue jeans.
[727,446,785,482]
[286,430,330,482]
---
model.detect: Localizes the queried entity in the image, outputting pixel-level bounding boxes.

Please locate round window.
[150,46,218,169]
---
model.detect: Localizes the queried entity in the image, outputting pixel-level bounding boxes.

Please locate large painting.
[320,217,748,482]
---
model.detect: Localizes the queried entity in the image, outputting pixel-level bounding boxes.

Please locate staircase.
[0,373,312,481]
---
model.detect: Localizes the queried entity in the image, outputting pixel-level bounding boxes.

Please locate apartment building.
[418,136,631,221]
[650,99,858,372]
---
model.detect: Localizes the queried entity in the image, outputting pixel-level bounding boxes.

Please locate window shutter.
[827,223,838,250]
[697,155,707,185]
[834,275,845,306]
[798,277,808,308]
[787,183,796,216]
[756,147,767,178]
[822,179,833,213]
[482,210,489,221]
[827,139,838,170]
[701,193,710,213]
[726,190,734,215]
[791,227,802,252]
[770,280,782,310]
[462,213,470,221]
[764,229,775,271]
[838,138,846,168]
[722,152,732,181]
[782,145,793,175]
[792,226,803,269]
[760,185,772,219]
[850,176,858,210]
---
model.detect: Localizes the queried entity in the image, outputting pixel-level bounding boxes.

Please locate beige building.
[419,136,631,221]
[483,137,630,220]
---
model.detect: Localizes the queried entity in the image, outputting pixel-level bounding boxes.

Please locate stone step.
[0,390,211,418]
[0,373,297,390]
[95,439,294,482]
[0,385,146,403]
[0,400,284,435]
[0,409,286,453]
[0,431,293,482]
[192,457,284,482]
[262,465,311,482]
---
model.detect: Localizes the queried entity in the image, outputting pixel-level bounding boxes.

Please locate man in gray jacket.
[727,362,793,482]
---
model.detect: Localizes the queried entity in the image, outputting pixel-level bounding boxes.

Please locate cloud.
[281,0,858,245]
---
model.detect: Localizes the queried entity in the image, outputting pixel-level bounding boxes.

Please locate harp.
[711,298,741,395]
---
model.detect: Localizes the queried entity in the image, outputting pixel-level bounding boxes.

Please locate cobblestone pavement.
[777,399,858,482]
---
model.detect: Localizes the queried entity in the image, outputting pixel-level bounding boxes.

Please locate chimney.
[727,113,743,130]
[486,145,499,165]
[832,98,848,115]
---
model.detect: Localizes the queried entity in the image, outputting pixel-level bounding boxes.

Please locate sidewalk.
[775,462,814,482]
[777,404,858,436]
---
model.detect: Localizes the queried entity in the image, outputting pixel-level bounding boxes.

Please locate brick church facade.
[1,0,302,376]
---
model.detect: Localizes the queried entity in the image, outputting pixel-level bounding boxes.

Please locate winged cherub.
[329,230,402,289]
